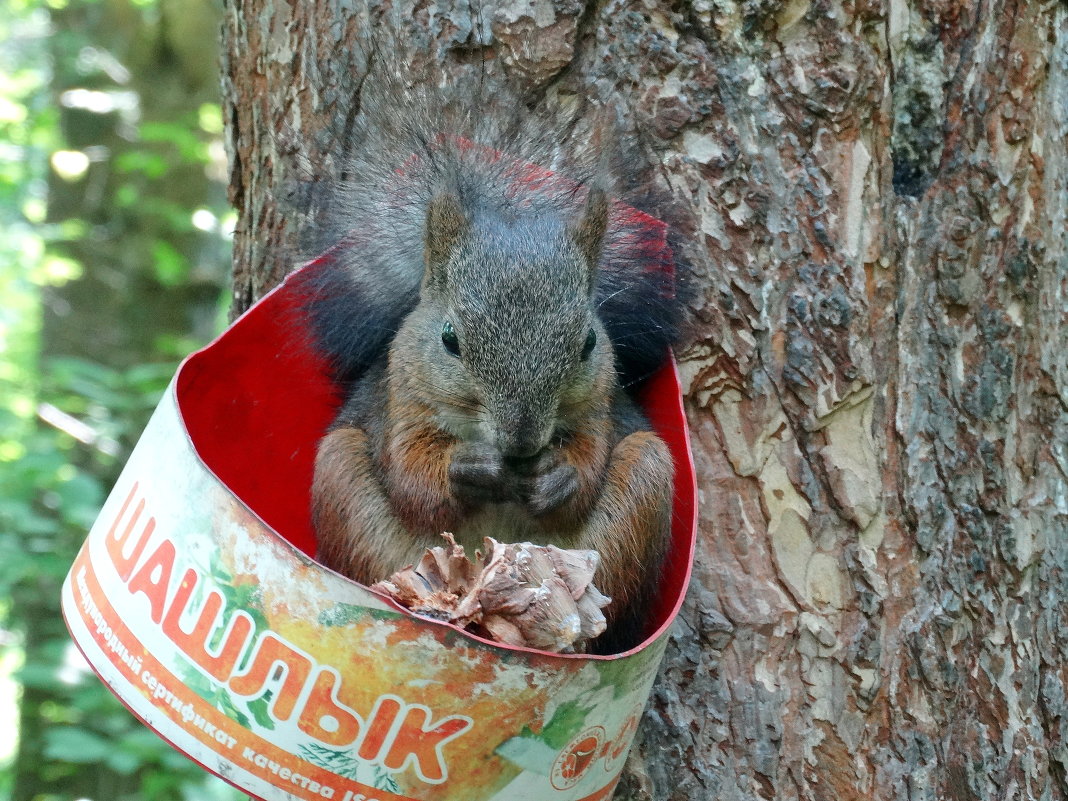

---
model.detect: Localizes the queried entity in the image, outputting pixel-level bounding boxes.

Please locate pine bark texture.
[221,2,1068,799]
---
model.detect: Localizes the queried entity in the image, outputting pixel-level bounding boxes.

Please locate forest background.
[0,0,243,798]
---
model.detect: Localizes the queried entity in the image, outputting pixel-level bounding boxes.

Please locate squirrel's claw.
[449,441,512,506]
[525,463,579,517]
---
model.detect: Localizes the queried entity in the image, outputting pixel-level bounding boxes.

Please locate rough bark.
[221,1,1068,799]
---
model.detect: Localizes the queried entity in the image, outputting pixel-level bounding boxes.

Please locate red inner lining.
[175,256,695,645]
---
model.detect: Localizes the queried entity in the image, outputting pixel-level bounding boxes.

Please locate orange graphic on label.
[551,727,605,791]
[101,483,472,786]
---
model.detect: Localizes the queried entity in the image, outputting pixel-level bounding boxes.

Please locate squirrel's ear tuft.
[425,192,468,285]
[569,187,610,281]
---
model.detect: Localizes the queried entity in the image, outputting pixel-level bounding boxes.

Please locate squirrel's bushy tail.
[297,71,685,389]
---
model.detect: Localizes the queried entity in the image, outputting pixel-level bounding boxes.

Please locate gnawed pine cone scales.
[372,534,611,653]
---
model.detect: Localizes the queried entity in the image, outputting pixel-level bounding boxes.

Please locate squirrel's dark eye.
[441,320,461,357]
[581,328,597,361]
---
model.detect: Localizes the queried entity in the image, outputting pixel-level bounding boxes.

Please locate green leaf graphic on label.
[298,743,362,778]
[246,692,276,730]
[318,603,369,628]
[296,745,404,791]
[318,603,404,628]
[177,657,251,728]
[591,638,668,700]
[373,766,401,793]
[219,579,269,634]
[540,700,591,749]
[216,690,251,728]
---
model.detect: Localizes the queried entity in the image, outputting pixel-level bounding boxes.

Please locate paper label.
[62,387,669,801]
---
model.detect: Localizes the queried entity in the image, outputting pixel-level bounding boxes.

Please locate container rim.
[172,256,698,662]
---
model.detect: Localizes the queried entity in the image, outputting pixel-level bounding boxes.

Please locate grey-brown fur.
[308,70,682,652]
[299,72,682,391]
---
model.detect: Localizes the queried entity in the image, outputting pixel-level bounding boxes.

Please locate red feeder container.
[62,246,696,801]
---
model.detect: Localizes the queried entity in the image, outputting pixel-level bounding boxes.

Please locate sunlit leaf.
[106,747,143,775]
[33,254,83,285]
[43,727,112,763]
[197,103,223,135]
[140,121,208,162]
[152,239,190,286]
[115,149,171,178]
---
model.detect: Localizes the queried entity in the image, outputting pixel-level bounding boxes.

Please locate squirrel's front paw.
[524,457,579,517]
[449,441,511,506]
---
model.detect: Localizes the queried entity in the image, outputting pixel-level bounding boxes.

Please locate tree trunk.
[221,2,1068,798]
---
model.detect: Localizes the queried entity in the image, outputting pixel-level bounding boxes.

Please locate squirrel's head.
[393,188,615,461]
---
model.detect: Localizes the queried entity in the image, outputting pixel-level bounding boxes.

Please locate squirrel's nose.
[496,405,553,461]
[498,426,548,462]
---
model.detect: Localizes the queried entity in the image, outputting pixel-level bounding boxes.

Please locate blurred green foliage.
[0,0,242,799]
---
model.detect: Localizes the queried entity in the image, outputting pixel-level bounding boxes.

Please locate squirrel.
[299,78,684,654]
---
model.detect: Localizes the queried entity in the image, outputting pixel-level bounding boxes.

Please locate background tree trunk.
[221,2,1068,798]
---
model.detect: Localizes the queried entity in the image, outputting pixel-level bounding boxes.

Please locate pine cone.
[372,534,611,653]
